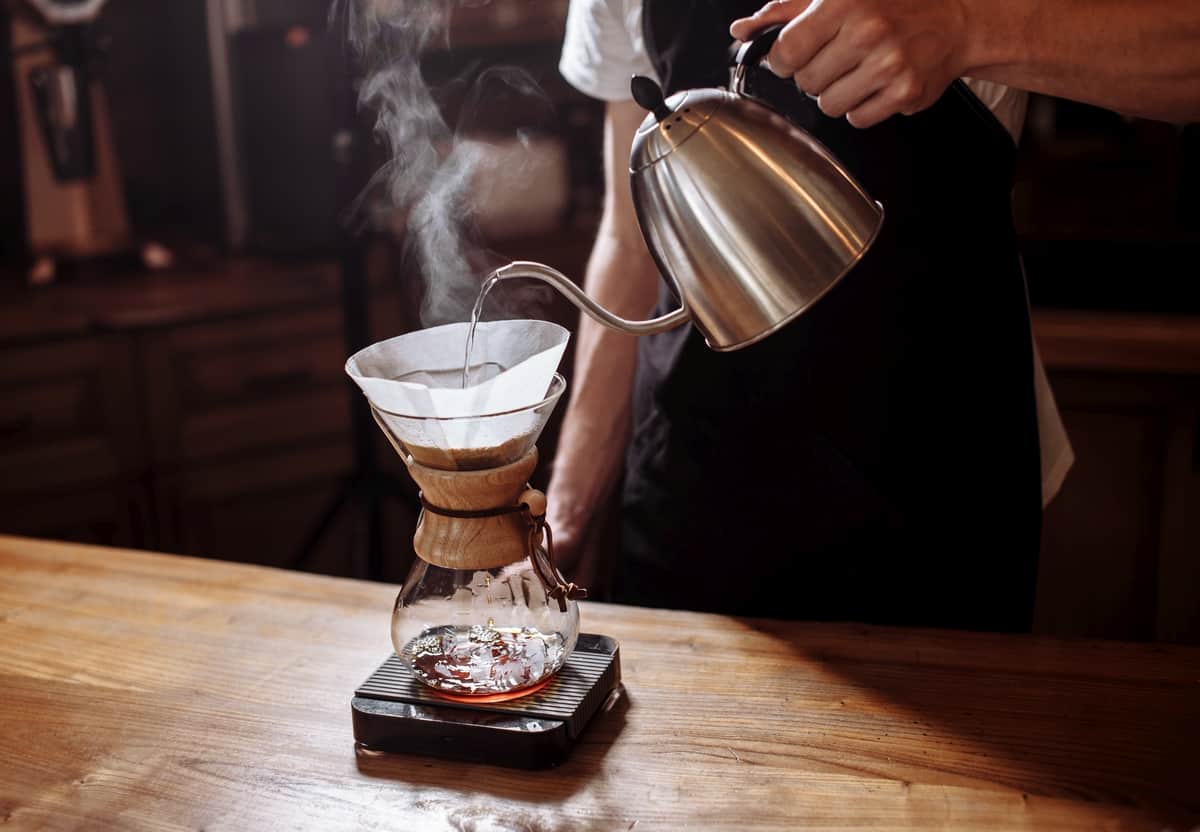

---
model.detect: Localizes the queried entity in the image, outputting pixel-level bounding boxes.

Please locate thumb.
[730,0,812,41]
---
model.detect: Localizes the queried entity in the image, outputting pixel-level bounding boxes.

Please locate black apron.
[616,0,1043,631]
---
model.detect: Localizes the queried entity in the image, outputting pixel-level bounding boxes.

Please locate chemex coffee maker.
[7,0,169,284]
[345,28,883,769]
[347,320,619,769]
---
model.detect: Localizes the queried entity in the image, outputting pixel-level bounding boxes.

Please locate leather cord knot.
[520,501,588,613]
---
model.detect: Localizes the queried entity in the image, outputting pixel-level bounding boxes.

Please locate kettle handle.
[732,24,785,95]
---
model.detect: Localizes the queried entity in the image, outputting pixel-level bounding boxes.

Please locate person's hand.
[730,0,973,128]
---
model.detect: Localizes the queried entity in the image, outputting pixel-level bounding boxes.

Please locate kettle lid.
[629,76,726,172]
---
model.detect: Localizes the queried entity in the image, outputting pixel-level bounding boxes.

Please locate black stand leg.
[289,21,411,581]
[290,203,416,580]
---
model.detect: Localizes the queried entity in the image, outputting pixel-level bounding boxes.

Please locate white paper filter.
[345,320,569,455]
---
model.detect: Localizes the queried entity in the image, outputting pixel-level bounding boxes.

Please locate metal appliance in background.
[205,0,341,252]
[481,27,885,352]
[6,0,159,283]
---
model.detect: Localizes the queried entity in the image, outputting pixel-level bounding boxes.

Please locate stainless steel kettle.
[488,27,884,351]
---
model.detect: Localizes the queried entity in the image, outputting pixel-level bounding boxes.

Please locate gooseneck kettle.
[489,27,884,351]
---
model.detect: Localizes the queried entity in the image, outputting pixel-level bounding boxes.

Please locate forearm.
[732,0,1200,128]
[965,0,1200,122]
[548,228,659,531]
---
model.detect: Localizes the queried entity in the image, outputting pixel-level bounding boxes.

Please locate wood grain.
[409,450,539,570]
[1,534,1198,831]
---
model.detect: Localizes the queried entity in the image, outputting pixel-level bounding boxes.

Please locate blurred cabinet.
[140,305,350,465]
[1035,311,1200,644]
[157,440,353,571]
[1014,97,1200,644]
[0,333,151,547]
[136,302,358,570]
[0,256,410,578]
[1016,96,1199,317]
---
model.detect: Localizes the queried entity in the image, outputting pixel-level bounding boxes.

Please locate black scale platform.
[351,633,621,769]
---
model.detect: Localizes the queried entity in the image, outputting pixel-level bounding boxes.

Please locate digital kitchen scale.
[351,633,621,769]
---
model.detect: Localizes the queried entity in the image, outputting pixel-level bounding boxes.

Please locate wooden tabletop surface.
[2,535,1198,830]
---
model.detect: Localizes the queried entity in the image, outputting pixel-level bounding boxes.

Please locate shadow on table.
[353,682,631,803]
[744,617,1200,825]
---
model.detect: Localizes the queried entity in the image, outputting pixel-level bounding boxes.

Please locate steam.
[334,0,555,325]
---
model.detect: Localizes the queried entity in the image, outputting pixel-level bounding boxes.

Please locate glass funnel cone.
[345,319,569,471]
[370,373,565,471]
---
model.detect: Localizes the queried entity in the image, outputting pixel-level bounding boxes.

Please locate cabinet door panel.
[142,307,350,466]
[1038,407,1164,640]
[0,336,142,495]
[1037,371,1200,642]
[1155,406,1200,643]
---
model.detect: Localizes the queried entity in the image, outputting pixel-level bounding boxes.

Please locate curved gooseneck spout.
[486,261,691,336]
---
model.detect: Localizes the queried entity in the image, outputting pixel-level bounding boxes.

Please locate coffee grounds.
[405,431,534,471]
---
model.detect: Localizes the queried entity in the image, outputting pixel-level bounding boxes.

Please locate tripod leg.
[365,480,385,581]
[291,477,353,572]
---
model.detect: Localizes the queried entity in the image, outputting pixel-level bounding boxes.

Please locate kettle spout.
[486,261,690,336]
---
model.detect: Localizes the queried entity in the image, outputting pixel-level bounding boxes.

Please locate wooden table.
[2,536,1198,830]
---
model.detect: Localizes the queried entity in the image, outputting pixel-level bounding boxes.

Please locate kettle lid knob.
[631,75,672,122]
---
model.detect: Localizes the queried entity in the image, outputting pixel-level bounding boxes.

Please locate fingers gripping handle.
[733,23,786,93]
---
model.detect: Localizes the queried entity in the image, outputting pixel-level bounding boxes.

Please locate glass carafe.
[372,373,581,700]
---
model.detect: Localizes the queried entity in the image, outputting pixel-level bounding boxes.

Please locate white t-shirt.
[561,0,1074,504]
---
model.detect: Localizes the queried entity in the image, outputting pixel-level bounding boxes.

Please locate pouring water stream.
[460,273,503,389]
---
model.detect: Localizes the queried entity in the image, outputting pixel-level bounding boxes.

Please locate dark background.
[1,0,1197,644]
